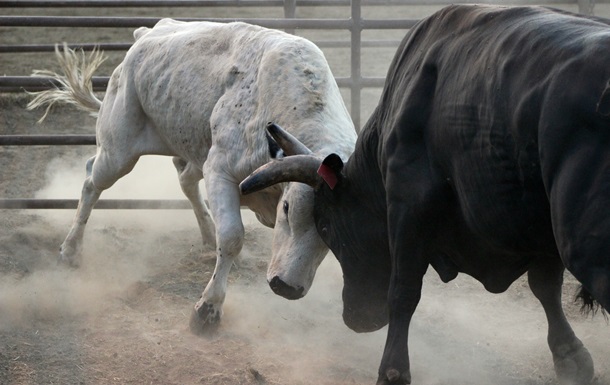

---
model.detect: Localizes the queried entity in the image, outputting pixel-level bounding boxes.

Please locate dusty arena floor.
[2,3,610,385]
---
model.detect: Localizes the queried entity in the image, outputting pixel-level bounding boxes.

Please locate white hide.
[33,19,356,330]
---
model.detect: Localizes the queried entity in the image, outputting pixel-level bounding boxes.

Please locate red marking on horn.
[317,163,337,190]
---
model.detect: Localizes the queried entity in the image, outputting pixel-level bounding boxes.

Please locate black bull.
[241,5,610,385]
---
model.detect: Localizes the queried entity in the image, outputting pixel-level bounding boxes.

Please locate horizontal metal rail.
[0,76,108,92]
[0,199,192,209]
[0,0,595,6]
[0,15,348,28]
[0,39,402,53]
[0,15,417,29]
[0,135,96,146]
[0,43,132,53]
[0,0,349,7]
[0,75,385,92]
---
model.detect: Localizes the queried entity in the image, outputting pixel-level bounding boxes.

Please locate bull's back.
[112,20,280,166]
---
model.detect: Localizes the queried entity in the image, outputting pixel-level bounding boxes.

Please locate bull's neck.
[343,108,386,215]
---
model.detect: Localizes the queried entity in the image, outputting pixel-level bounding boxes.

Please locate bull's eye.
[283,200,289,215]
[320,225,328,238]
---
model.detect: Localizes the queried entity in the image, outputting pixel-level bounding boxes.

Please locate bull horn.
[240,155,321,195]
[267,122,312,155]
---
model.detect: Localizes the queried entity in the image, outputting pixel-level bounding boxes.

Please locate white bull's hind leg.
[60,150,140,267]
[189,168,244,335]
[172,157,216,248]
[59,155,100,267]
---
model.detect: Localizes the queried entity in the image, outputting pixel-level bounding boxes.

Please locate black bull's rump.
[241,4,610,385]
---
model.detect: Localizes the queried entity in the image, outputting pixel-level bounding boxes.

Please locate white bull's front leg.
[189,168,244,335]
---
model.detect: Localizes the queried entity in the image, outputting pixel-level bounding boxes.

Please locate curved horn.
[240,155,321,195]
[267,122,312,155]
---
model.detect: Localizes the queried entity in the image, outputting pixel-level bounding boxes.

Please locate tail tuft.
[575,285,608,320]
[27,43,105,122]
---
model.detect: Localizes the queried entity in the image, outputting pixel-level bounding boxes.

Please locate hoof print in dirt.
[189,303,221,336]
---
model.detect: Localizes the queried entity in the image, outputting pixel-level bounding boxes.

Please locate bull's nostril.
[268,276,304,300]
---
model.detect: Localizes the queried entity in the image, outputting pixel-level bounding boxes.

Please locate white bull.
[29,18,356,333]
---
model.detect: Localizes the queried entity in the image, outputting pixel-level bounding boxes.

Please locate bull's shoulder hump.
[133,17,185,41]
[154,17,186,27]
[227,21,322,56]
[389,4,610,72]
[414,4,609,39]
[141,18,227,39]
[133,26,151,41]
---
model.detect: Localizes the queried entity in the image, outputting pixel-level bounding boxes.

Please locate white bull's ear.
[266,131,284,159]
[267,122,312,155]
[240,155,321,195]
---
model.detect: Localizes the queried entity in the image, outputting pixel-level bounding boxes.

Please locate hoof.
[58,246,81,268]
[189,302,221,336]
[376,368,411,385]
[554,342,594,385]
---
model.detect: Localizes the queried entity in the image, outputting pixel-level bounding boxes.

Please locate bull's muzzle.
[268,276,305,300]
[342,286,389,332]
[342,305,388,333]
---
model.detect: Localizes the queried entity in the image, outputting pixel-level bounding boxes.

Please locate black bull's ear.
[317,153,344,190]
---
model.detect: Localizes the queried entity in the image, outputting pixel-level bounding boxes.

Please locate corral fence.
[0,0,604,210]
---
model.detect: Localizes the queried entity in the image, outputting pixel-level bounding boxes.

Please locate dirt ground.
[2,3,610,385]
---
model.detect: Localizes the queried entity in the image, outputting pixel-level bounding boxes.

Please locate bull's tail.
[27,43,105,122]
[575,285,608,320]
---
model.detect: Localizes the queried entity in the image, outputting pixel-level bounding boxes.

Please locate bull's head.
[241,123,390,332]
[260,124,328,300]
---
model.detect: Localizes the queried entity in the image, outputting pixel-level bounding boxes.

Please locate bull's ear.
[267,122,312,156]
[266,131,284,159]
[317,153,344,190]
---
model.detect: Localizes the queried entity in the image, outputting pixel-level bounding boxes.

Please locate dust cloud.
[2,154,610,385]
[0,156,176,331]
[0,155,187,330]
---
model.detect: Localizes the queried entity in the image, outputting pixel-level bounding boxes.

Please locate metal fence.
[0,0,603,124]
[0,0,425,129]
[0,0,604,210]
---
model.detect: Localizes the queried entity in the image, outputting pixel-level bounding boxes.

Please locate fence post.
[350,0,362,130]
[283,0,296,35]
[578,0,595,15]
